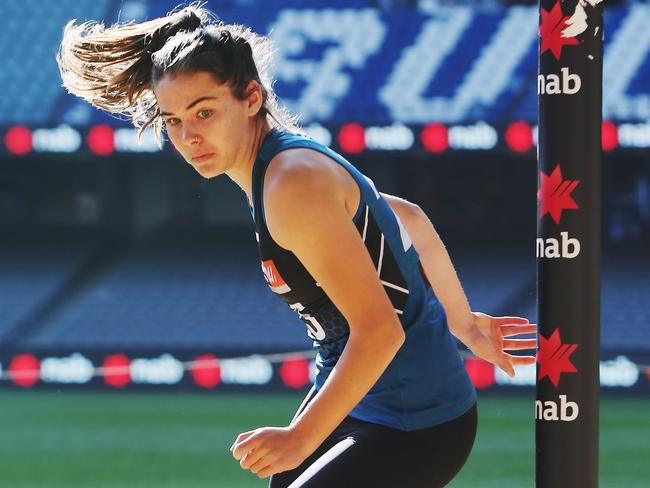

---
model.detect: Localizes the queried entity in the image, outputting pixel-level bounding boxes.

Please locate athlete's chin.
[193,162,223,179]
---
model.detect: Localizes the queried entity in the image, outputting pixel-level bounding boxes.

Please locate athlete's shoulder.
[260,128,317,159]
[264,149,340,204]
[259,130,358,227]
[263,128,344,186]
[262,155,347,251]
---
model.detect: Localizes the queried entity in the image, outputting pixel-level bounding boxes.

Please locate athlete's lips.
[191,153,214,164]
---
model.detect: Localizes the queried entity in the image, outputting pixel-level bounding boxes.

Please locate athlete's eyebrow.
[159,96,217,116]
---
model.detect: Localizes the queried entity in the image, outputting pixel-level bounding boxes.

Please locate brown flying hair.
[56,3,300,142]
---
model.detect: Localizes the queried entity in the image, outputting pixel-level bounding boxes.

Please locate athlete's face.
[154,71,262,179]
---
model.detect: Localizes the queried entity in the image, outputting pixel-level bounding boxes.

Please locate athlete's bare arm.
[379,193,474,333]
[381,192,537,376]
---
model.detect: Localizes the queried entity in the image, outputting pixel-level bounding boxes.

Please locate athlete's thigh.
[400,403,478,487]
[269,420,403,488]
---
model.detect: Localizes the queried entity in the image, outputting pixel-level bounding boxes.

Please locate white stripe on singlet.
[362,206,369,242]
[287,437,356,488]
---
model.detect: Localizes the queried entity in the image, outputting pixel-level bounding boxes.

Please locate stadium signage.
[6,121,650,156]
[539,1,580,62]
[600,356,639,387]
[538,329,579,388]
[537,68,582,95]
[537,165,581,225]
[0,3,648,160]
[536,0,602,471]
[535,394,580,421]
[219,356,273,385]
[114,128,160,153]
[303,124,332,147]
[130,354,184,385]
[267,2,650,125]
[448,123,498,150]
[40,353,94,384]
[536,232,581,258]
[32,125,81,153]
[0,350,646,391]
[495,356,642,389]
[618,122,650,148]
[364,124,414,151]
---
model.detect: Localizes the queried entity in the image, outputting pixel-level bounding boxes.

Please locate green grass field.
[0,391,647,487]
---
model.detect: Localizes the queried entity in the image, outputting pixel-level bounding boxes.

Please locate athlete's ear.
[245,80,263,117]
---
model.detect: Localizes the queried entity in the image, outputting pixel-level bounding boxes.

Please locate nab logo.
[536,394,580,422]
[537,165,580,224]
[538,67,582,95]
[539,1,580,61]
[536,328,580,422]
[538,328,578,387]
[536,231,581,259]
[261,259,291,294]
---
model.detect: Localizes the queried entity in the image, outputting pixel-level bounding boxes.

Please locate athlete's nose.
[182,126,202,146]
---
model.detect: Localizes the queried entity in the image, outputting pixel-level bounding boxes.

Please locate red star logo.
[538,328,578,387]
[539,1,580,61]
[537,165,580,224]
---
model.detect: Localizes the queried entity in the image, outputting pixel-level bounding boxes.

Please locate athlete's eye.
[198,109,213,119]
[165,117,181,127]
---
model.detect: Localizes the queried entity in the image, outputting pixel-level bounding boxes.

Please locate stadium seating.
[454,246,534,317]
[600,246,650,351]
[0,0,112,125]
[16,227,311,352]
[0,230,97,344]
[3,230,645,355]
[0,1,648,127]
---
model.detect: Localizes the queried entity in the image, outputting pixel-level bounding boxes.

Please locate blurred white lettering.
[130,354,184,384]
[220,356,273,385]
[32,125,81,153]
[40,353,93,384]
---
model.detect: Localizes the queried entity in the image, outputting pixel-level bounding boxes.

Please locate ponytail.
[57,7,206,137]
[57,4,299,141]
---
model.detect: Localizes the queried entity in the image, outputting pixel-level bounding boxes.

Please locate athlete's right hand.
[461,312,537,377]
[231,424,317,479]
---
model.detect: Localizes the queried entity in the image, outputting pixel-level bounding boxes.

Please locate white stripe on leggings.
[287,437,356,488]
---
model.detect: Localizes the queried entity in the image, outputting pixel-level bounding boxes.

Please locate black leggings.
[269,388,477,488]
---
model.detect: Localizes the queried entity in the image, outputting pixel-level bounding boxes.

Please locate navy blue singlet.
[250,128,476,431]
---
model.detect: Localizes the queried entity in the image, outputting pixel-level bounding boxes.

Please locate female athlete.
[57,5,537,487]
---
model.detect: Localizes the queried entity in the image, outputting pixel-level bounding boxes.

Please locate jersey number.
[290,302,327,341]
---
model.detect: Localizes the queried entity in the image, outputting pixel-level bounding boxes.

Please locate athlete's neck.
[226,120,270,206]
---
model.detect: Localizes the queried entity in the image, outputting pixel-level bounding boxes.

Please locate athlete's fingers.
[500,324,537,337]
[505,354,537,365]
[255,464,275,479]
[232,435,260,460]
[248,454,274,475]
[503,338,537,350]
[493,316,530,326]
[231,430,255,452]
[241,446,269,470]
